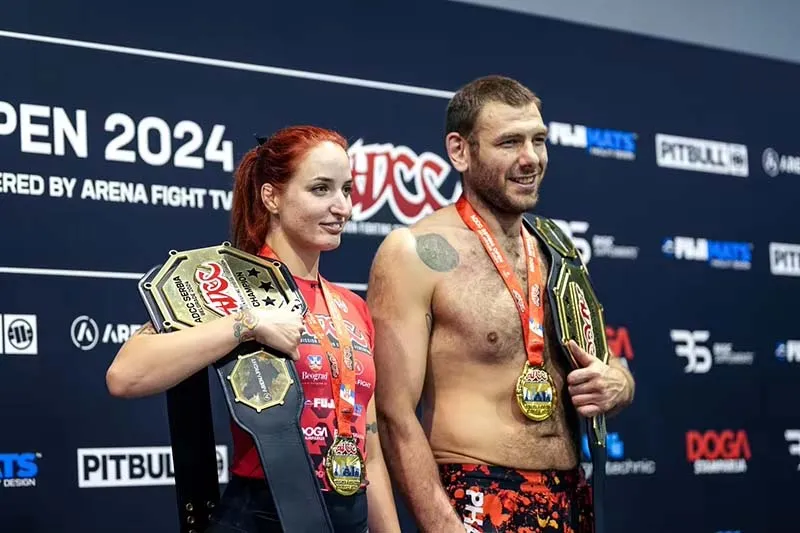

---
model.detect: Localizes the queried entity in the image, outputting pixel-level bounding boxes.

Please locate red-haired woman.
[106,126,401,533]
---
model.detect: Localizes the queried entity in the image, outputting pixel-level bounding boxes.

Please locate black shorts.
[439,463,594,533]
[205,475,368,533]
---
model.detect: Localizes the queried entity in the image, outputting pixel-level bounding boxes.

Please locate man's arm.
[367,229,464,533]
[606,356,635,417]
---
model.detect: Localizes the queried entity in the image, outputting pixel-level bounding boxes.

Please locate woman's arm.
[365,396,402,533]
[106,307,303,399]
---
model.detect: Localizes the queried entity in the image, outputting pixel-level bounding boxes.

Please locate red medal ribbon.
[454,196,546,367]
[258,245,356,438]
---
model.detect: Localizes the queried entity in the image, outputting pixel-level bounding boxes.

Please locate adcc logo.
[71,315,142,351]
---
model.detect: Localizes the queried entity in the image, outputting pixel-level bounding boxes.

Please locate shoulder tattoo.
[366,422,378,434]
[415,233,459,272]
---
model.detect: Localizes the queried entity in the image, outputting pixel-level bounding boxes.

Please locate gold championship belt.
[137,242,334,533]
[523,214,609,533]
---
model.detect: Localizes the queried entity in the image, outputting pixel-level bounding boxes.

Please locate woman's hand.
[233,308,305,361]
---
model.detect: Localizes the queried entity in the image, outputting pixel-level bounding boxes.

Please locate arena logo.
[346,139,461,236]
[580,433,655,478]
[762,147,800,177]
[655,134,749,177]
[686,429,751,475]
[70,315,142,351]
[670,330,754,374]
[77,445,228,488]
[551,220,639,264]
[769,242,800,277]
[0,314,38,355]
[0,451,41,488]
[548,122,637,161]
[662,236,752,270]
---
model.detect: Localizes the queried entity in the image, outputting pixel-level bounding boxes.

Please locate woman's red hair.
[230,125,348,255]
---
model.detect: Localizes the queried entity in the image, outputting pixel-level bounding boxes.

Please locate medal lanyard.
[303,279,357,438]
[455,196,546,368]
[257,244,356,438]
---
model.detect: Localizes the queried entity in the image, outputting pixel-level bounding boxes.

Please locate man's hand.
[566,340,631,417]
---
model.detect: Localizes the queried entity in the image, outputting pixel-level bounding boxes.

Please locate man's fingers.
[568,382,600,396]
[567,368,593,386]
[577,404,602,418]
[571,393,603,407]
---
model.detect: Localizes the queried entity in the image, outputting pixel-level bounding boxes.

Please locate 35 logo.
[671,330,712,373]
[552,219,591,264]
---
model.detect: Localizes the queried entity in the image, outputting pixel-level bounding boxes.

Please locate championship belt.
[523,214,609,533]
[137,242,334,533]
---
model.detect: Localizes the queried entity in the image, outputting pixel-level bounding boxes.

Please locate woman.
[106,125,401,533]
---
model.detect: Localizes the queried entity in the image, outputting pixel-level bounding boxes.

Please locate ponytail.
[230,147,268,255]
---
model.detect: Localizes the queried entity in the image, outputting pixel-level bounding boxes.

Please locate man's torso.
[414,206,580,470]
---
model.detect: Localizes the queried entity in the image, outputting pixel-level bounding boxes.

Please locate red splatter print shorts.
[439,463,594,533]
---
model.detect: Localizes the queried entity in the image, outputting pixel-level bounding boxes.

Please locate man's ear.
[445,132,471,173]
[261,183,280,215]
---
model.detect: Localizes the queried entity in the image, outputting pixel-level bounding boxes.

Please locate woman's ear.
[261,183,280,216]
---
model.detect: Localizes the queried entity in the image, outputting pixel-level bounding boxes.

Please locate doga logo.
[195,261,242,316]
[574,284,596,357]
[348,139,461,225]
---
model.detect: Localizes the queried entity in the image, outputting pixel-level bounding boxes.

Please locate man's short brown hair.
[445,75,542,141]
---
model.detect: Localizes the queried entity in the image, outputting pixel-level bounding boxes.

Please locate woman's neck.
[263,231,320,281]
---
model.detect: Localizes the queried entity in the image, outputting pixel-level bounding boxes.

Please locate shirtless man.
[366,76,635,533]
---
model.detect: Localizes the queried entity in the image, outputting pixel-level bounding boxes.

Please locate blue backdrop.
[1,2,798,533]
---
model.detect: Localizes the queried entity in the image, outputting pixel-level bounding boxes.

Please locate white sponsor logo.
[671,330,754,373]
[0,314,38,355]
[769,242,800,277]
[301,371,328,382]
[70,315,142,350]
[655,134,748,176]
[786,429,800,470]
[312,398,334,409]
[552,220,638,264]
[77,446,228,488]
[775,341,800,362]
[302,426,328,441]
[762,148,800,177]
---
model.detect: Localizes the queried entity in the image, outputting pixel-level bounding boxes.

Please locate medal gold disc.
[515,363,557,421]
[325,436,365,496]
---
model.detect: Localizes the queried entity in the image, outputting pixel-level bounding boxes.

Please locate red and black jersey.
[229,272,376,492]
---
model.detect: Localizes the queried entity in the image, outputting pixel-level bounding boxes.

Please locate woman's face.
[268,141,353,252]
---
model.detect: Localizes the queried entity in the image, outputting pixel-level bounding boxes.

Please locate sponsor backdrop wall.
[0,2,798,533]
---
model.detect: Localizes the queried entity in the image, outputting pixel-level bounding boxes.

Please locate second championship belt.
[137,242,334,533]
[523,214,609,533]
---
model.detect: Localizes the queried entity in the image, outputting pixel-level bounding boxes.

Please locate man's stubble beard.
[468,156,541,216]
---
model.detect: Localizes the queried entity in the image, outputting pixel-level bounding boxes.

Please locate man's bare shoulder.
[378,206,465,274]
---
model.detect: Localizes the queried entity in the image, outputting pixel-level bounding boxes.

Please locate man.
[366,75,635,533]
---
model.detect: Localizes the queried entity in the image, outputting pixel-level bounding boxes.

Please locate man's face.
[462,101,549,214]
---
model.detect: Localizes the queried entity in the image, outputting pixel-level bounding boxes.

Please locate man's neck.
[463,188,524,241]
[264,230,320,281]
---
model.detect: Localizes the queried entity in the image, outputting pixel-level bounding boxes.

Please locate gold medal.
[325,436,365,496]
[515,362,557,421]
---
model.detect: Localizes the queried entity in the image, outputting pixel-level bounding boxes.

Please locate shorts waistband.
[438,463,585,488]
